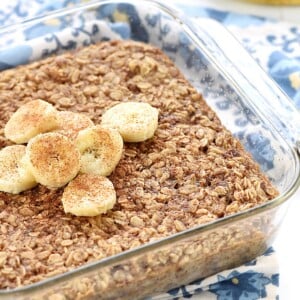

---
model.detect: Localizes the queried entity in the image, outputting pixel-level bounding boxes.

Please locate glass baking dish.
[0,0,299,299]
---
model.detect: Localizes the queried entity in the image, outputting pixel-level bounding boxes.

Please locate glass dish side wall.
[0,1,299,299]
[0,201,289,300]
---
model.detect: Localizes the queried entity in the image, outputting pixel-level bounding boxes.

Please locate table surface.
[274,190,300,300]
[173,1,300,299]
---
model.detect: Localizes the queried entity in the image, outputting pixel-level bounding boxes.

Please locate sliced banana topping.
[0,145,37,194]
[76,125,123,176]
[4,99,59,144]
[55,111,94,140]
[62,174,116,217]
[101,101,159,142]
[1,99,159,217]
[24,132,81,189]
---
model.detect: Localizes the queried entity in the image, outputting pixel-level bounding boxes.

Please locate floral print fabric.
[151,248,278,299]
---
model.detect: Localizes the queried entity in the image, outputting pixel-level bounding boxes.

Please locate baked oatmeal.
[0,40,278,290]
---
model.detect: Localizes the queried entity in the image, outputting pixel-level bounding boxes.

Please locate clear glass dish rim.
[0,0,299,295]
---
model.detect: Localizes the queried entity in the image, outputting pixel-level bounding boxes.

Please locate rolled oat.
[0,40,278,290]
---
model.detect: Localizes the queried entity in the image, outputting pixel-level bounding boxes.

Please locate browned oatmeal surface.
[0,40,278,289]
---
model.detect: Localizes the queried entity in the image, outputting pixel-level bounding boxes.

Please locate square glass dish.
[0,0,299,299]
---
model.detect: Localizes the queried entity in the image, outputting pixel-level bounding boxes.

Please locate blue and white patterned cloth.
[178,4,300,110]
[0,1,299,109]
[0,0,300,108]
[1,1,299,299]
[152,248,279,300]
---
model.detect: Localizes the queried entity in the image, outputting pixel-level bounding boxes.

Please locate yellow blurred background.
[247,0,300,4]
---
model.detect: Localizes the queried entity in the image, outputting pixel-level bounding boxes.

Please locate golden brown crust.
[0,145,25,179]
[0,40,278,289]
[55,111,94,140]
[76,125,123,176]
[25,133,81,188]
[61,174,116,216]
[101,102,159,142]
[0,145,37,194]
[4,99,59,143]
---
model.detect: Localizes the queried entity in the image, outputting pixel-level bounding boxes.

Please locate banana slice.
[55,111,94,140]
[61,174,116,217]
[101,102,159,142]
[24,132,81,189]
[0,145,37,194]
[4,99,59,144]
[75,126,123,176]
